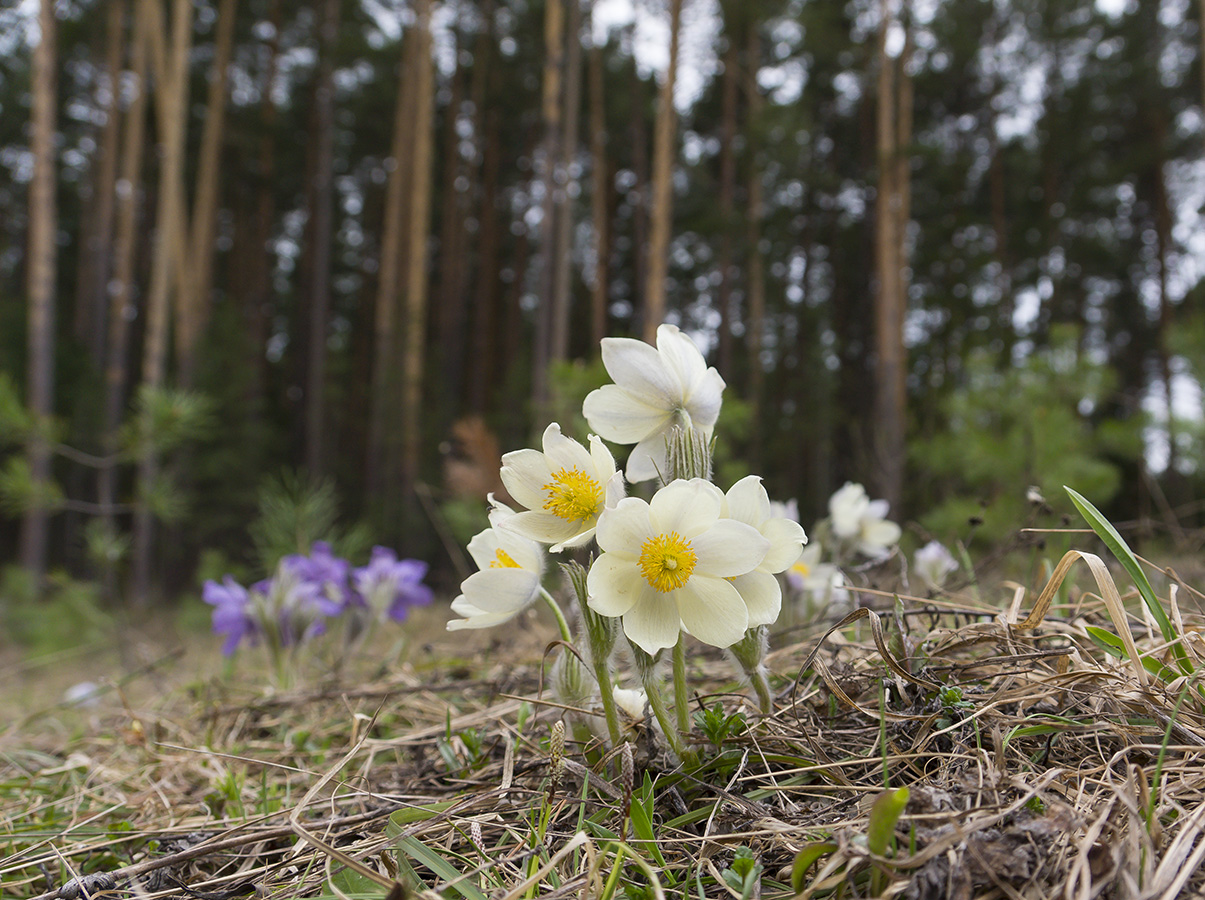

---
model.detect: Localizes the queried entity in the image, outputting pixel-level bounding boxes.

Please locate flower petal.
[862,519,902,552]
[586,552,643,617]
[730,570,782,627]
[690,519,769,577]
[499,448,553,511]
[583,384,673,444]
[724,475,770,526]
[594,498,653,557]
[649,479,722,536]
[622,589,684,653]
[502,509,579,546]
[675,576,748,648]
[459,567,540,613]
[600,335,680,406]
[623,435,668,483]
[760,517,808,573]
[541,422,594,471]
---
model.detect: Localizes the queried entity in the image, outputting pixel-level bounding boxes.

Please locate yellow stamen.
[638,532,698,593]
[490,548,522,569]
[791,561,811,578]
[542,467,603,522]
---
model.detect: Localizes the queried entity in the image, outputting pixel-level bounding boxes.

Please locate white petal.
[588,433,619,481]
[675,577,748,648]
[725,475,770,527]
[624,435,669,483]
[465,527,501,571]
[447,604,517,630]
[829,482,868,537]
[600,335,681,406]
[865,499,891,521]
[459,567,540,612]
[602,470,627,508]
[495,529,545,573]
[686,368,725,429]
[586,552,643,616]
[583,384,673,444]
[622,589,684,654]
[500,448,554,511]
[656,325,707,393]
[690,519,769,577]
[862,519,902,551]
[502,509,579,546]
[730,570,782,627]
[649,479,722,536]
[541,422,594,471]
[760,517,808,573]
[594,498,653,556]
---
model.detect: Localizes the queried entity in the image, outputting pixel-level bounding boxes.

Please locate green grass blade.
[1065,486,1174,642]
[393,835,488,900]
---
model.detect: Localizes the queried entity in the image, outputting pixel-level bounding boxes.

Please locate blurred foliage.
[248,470,372,574]
[0,564,112,655]
[913,328,1144,544]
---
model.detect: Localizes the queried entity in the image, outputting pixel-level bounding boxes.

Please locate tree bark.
[872,0,911,512]
[715,32,738,379]
[178,0,237,387]
[744,24,765,465]
[587,1,609,349]
[20,0,59,584]
[399,0,436,525]
[532,0,565,414]
[133,0,193,605]
[303,0,339,477]
[642,0,683,342]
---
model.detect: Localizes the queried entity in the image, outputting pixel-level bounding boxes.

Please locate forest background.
[1,0,1204,612]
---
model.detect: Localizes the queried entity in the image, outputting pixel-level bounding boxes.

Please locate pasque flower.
[586,478,769,654]
[914,540,958,591]
[583,324,725,483]
[447,501,546,631]
[204,575,260,656]
[828,482,902,559]
[499,423,624,551]
[787,542,849,607]
[721,476,808,627]
[352,547,435,622]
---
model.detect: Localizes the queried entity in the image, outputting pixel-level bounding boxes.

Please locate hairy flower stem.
[538,586,575,644]
[632,643,696,765]
[728,625,773,715]
[672,634,691,736]
[665,423,713,483]
[565,561,624,748]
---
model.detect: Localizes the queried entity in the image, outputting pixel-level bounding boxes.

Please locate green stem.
[672,634,691,737]
[538,586,575,644]
[750,667,773,716]
[639,665,687,762]
[591,654,624,748]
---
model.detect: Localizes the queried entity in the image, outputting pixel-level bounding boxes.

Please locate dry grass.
[5,544,1205,900]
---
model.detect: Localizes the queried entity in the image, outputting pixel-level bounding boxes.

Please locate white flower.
[586,478,769,654]
[583,324,726,482]
[786,542,849,608]
[914,540,958,591]
[722,476,808,627]
[828,482,902,559]
[447,502,545,631]
[499,422,624,552]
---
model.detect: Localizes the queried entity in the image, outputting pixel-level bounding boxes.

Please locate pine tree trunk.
[872,0,909,513]
[715,32,738,379]
[303,0,339,477]
[551,0,582,366]
[399,0,436,525]
[133,0,193,605]
[74,0,126,367]
[435,38,468,412]
[21,0,59,584]
[178,0,237,387]
[100,7,148,599]
[469,107,501,413]
[532,0,564,414]
[642,0,683,342]
[587,1,609,349]
[744,24,765,462]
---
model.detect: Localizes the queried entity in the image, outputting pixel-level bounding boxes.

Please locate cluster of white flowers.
[447,324,806,658]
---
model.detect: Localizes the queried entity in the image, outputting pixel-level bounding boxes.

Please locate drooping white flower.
[786,542,849,608]
[914,540,958,591]
[722,476,808,627]
[828,482,902,559]
[447,501,545,631]
[583,324,726,483]
[499,422,625,552]
[586,478,769,654]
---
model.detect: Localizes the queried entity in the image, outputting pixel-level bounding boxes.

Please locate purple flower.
[203,576,259,656]
[273,555,343,644]
[352,547,434,623]
[285,541,354,610]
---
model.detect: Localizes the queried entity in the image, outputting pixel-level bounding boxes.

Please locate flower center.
[490,548,522,569]
[542,467,603,522]
[638,532,698,593]
[791,561,812,579]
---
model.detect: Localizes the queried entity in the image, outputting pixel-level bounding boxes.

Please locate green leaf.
[790,842,837,894]
[1065,487,1175,644]
[867,787,909,858]
[392,835,487,900]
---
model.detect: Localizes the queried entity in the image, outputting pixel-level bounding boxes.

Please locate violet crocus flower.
[352,547,434,623]
[271,555,344,645]
[203,575,259,656]
[286,541,354,609]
